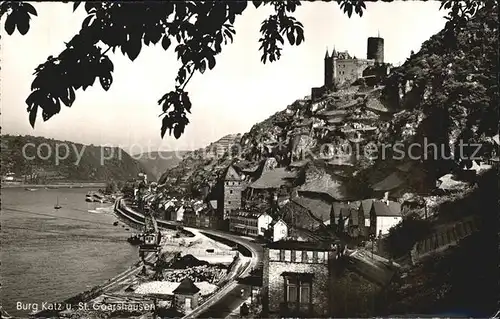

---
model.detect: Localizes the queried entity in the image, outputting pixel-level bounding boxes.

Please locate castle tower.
[367,36,384,63]
[324,48,333,90]
[222,165,242,220]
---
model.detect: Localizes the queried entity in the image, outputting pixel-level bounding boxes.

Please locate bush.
[385,217,432,258]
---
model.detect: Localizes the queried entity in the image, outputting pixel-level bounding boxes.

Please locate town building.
[173,277,200,314]
[271,219,288,242]
[361,198,402,237]
[261,239,341,317]
[229,210,273,237]
[182,202,222,229]
[222,165,244,220]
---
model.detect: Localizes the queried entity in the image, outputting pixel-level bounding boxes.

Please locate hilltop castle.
[312,36,387,98]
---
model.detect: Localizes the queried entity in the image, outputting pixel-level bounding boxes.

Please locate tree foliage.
[0,0,485,139]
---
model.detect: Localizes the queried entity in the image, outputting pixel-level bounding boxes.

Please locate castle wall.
[335,59,375,85]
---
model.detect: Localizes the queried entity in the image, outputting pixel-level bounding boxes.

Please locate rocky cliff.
[159,4,498,200]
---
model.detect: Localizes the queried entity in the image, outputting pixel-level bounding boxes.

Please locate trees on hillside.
[0,1,487,139]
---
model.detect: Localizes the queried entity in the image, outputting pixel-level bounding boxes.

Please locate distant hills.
[135,151,189,180]
[0,135,155,183]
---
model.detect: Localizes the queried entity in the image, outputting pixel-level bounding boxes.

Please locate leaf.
[286,30,295,45]
[99,74,113,91]
[29,104,38,128]
[296,28,304,45]
[161,35,171,50]
[173,124,183,139]
[124,33,143,61]
[73,1,82,12]
[23,3,37,16]
[5,13,16,35]
[16,11,30,35]
[207,55,216,70]
[199,59,206,74]
[253,1,263,8]
[161,115,171,138]
[181,92,191,113]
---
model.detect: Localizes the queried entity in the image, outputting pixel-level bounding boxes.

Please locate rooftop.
[250,167,297,189]
[299,173,353,201]
[172,277,200,295]
[266,239,338,251]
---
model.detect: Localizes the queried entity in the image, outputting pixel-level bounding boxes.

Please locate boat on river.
[54,196,62,209]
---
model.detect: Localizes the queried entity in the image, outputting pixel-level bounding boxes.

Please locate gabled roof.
[209,200,218,210]
[172,277,200,295]
[299,174,353,201]
[224,165,240,181]
[250,167,297,189]
[292,196,331,223]
[360,199,374,217]
[492,134,499,146]
[372,200,401,217]
[372,171,404,191]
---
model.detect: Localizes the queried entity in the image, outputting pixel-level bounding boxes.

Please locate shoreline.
[33,199,252,318]
[33,202,151,318]
[1,182,107,189]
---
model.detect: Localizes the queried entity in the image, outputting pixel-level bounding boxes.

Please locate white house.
[370,200,402,237]
[174,206,185,222]
[272,219,288,242]
[257,213,273,236]
[229,211,273,236]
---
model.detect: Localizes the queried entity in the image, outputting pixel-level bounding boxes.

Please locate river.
[0,187,139,317]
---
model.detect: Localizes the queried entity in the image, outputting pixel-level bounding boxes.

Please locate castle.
[313,36,385,97]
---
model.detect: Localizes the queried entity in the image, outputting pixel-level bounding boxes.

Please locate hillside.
[158,3,498,201]
[136,151,188,181]
[0,135,154,183]
[158,134,241,192]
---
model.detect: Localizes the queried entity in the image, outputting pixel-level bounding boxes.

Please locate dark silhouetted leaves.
[99,74,113,91]
[161,35,171,50]
[73,1,82,12]
[23,2,37,16]
[4,12,15,35]
[16,10,29,35]
[2,2,37,35]
[28,104,37,128]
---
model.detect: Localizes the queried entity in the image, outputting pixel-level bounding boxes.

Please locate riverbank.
[1,182,106,189]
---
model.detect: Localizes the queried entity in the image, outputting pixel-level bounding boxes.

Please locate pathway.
[411,215,480,264]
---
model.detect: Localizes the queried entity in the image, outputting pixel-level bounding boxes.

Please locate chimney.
[383,191,389,204]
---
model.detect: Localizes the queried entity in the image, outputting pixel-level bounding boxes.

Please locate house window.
[229,190,233,194]
[295,250,302,263]
[269,249,280,261]
[284,276,313,308]
[317,251,325,264]
[280,250,285,261]
[306,251,313,263]
[285,278,298,302]
[284,250,291,262]
[228,201,231,205]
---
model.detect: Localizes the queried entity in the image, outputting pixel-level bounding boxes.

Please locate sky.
[1,1,448,154]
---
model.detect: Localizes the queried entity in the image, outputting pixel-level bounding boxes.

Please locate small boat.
[54,196,62,209]
[25,188,38,191]
[127,234,143,245]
